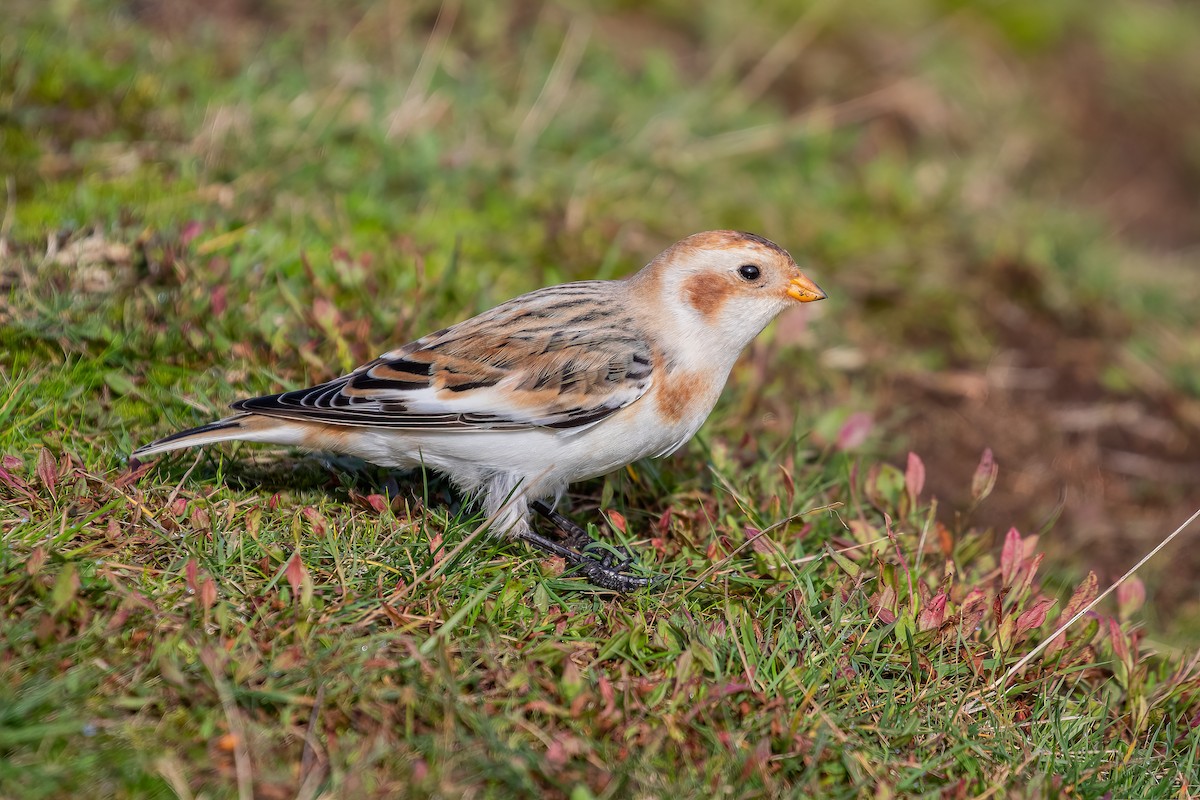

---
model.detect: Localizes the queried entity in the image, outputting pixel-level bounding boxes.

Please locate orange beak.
[786,273,827,303]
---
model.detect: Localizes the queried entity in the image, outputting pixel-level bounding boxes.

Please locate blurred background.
[4,0,1199,637]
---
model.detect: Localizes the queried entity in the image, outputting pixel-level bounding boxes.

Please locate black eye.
[738,264,761,281]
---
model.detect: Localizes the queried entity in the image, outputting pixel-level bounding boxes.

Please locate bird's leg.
[530,500,635,568]
[523,500,662,592]
[530,501,601,551]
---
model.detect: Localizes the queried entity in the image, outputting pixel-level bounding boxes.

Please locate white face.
[648,231,826,353]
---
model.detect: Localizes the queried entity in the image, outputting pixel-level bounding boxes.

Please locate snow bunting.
[133,231,826,589]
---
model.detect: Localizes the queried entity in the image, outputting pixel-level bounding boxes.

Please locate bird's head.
[630,230,826,357]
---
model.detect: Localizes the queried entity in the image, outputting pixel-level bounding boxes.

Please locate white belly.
[333,390,707,496]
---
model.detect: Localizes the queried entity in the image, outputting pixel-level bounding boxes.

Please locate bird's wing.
[231,281,655,432]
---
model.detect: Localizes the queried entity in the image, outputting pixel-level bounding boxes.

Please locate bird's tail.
[131,413,306,463]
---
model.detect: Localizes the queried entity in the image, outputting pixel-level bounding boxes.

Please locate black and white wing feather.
[232,281,655,432]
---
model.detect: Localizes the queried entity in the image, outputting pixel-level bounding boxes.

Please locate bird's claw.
[524,501,665,592]
[576,558,662,592]
[580,540,634,571]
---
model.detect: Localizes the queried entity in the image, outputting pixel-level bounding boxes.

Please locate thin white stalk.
[993,505,1200,690]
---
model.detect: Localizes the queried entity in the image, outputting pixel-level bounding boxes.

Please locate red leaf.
[747,526,775,555]
[836,412,873,451]
[429,531,445,563]
[905,452,925,504]
[364,493,388,513]
[2,455,23,470]
[312,297,339,327]
[180,220,203,246]
[1060,571,1099,623]
[210,285,227,316]
[199,577,217,611]
[1015,597,1055,637]
[285,551,305,596]
[598,674,616,716]
[1046,571,1099,655]
[1108,618,1129,662]
[546,739,568,767]
[0,466,33,500]
[114,460,151,488]
[190,507,210,531]
[185,558,199,594]
[1001,527,1022,587]
[301,506,328,535]
[970,448,998,504]
[607,510,627,534]
[26,546,47,576]
[37,448,57,496]
[918,593,947,631]
[779,465,795,505]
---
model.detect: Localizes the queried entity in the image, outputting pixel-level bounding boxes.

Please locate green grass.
[3,0,1200,796]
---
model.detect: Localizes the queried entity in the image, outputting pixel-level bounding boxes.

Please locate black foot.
[525,501,664,592]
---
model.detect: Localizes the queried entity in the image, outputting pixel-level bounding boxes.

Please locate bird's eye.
[738,264,761,281]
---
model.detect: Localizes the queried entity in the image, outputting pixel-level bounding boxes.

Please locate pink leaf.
[285,551,305,596]
[836,412,873,451]
[190,507,210,531]
[1059,571,1099,624]
[1117,578,1146,620]
[2,455,23,470]
[1016,553,1044,599]
[185,558,199,594]
[210,285,227,316]
[1015,597,1055,637]
[1108,617,1129,662]
[918,593,947,631]
[905,452,926,504]
[779,465,795,504]
[180,220,203,246]
[1001,527,1022,587]
[199,576,217,611]
[0,466,33,499]
[607,510,627,534]
[546,739,568,767]
[301,506,328,535]
[26,545,47,576]
[1046,571,1099,655]
[970,447,998,504]
[37,448,57,496]
[364,494,388,513]
[598,674,616,715]
[429,532,445,563]
[745,526,774,555]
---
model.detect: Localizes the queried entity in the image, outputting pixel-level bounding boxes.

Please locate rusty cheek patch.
[653,369,711,424]
[682,274,731,321]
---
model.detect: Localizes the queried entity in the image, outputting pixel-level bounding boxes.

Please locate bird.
[132,231,827,590]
